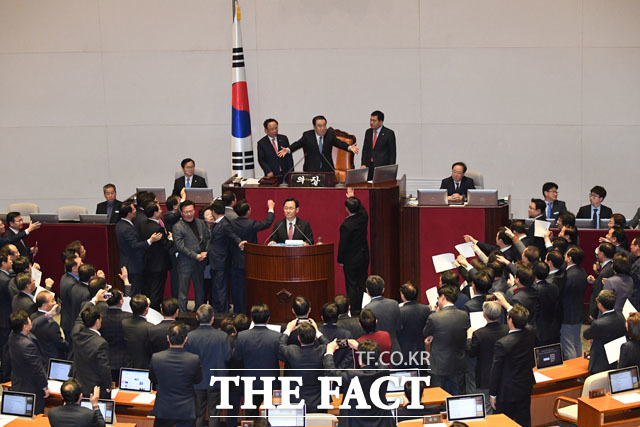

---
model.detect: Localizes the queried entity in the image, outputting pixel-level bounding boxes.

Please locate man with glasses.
[577,185,613,228]
[541,182,566,220]
[440,161,475,204]
[171,158,207,197]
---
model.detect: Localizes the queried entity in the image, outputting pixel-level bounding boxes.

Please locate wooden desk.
[327,387,451,414]
[397,413,520,426]
[4,414,135,427]
[531,357,590,426]
[578,393,640,427]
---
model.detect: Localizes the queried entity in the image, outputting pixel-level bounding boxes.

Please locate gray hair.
[483,301,502,321]
[196,304,214,323]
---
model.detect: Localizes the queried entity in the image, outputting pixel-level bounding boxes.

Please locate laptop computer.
[0,391,35,418]
[184,188,214,204]
[136,187,167,203]
[48,358,73,394]
[266,405,306,427]
[575,218,597,229]
[30,213,59,223]
[386,369,420,394]
[79,214,109,224]
[417,189,448,206]
[119,368,152,393]
[534,343,564,370]
[446,394,486,423]
[345,168,368,185]
[608,366,640,395]
[371,164,398,184]
[80,398,116,424]
[467,189,498,206]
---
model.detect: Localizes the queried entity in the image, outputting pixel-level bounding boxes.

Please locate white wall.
[1,0,639,218]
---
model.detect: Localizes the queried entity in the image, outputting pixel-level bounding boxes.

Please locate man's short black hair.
[345,197,361,214]
[181,158,195,168]
[107,289,123,307]
[611,213,627,228]
[0,247,11,265]
[590,185,607,200]
[180,199,196,212]
[78,263,95,283]
[6,212,20,225]
[321,302,339,324]
[508,304,529,329]
[437,285,458,303]
[487,261,505,279]
[551,236,569,254]
[472,270,492,294]
[16,272,31,291]
[292,296,310,317]
[222,190,236,207]
[168,323,189,345]
[166,195,181,211]
[161,298,179,316]
[119,199,136,218]
[81,305,101,328]
[523,246,540,265]
[371,110,384,122]
[136,191,156,208]
[283,198,299,208]
[63,254,79,273]
[610,226,627,245]
[312,115,327,126]
[596,289,616,311]
[546,250,564,270]
[9,310,29,333]
[333,295,349,315]
[404,378,426,404]
[496,227,513,246]
[599,242,616,259]
[400,282,418,301]
[440,270,459,287]
[559,211,576,227]
[613,253,632,275]
[563,225,578,243]
[263,118,278,129]
[510,220,526,235]
[359,309,377,333]
[234,313,251,332]
[211,199,225,215]
[516,264,535,287]
[250,304,270,324]
[451,162,467,173]
[365,275,385,297]
[103,183,116,193]
[297,322,316,345]
[542,182,558,194]
[531,198,546,213]
[12,256,30,274]
[533,261,549,280]
[234,199,251,217]
[130,294,149,316]
[88,277,107,298]
[566,246,585,265]
[143,201,159,218]
[60,378,83,404]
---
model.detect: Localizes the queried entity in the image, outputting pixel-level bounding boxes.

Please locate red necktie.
[371,130,378,162]
[271,137,278,153]
[288,222,294,240]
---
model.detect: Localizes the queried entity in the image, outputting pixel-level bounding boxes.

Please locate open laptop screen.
[48,358,72,381]
[1,391,35,418]
[119,368,152,392]
[386,370,419,393]
[446,394,485,422]
[534,343,563,370]
[266,405,305,427]
[80,399,115,424]
[609,366,640,394]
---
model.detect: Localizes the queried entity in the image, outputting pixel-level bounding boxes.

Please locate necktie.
[159,218,166,232]
[371,130,378,162]
[318,136,323,152]
[594,208,600,228]
[455,182,460,192]
[288,222,294,240]
[271,137,278,154]
[186,177,191,188]
[547,202,552,218]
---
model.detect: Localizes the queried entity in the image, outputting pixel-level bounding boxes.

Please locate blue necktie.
[594,207,600,228]
[318,136,323,152]
[186,177,191,188]
[547,202,552,218]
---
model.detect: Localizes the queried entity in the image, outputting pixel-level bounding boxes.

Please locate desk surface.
[331,387,451,408]
[398,413,519,426]
[3,414,135,427]
[533,356,589,389]
[579,392,640,413]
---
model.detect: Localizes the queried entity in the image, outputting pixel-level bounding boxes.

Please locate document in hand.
[623,299,637,319]
[455,242,476,258]
[605,336,628,365]
[432,253,456,273]
[534,220,551,238]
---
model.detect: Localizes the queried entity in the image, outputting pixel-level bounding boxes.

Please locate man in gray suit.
[363,275,401,357]
[173,200,210,312]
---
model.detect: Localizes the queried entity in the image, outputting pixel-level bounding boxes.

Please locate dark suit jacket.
[257,134,294,176]
[364,296,401,355]
[122,315,152,369]
[562,265,588,324]
[477,242,518,262]
[59,272,79,339]
[619,340,640,370]
[95,200,122,224]
[583,310,627,373]
[209,216,242,271]
[163,210,181,234]
[185,324,231,389]
[546,200,567,220]
[149,348,202,420]
[115,219,148,275]
[71,328,112,398]
[589,261,615,320]
[230,213,275,269]
[337,314,364,340]
[509,286,539,324]
[140,219,172,273]
[8,332,48,395]
[30,310,68,361]
[337,208,369,267]
[467,322,509,389]
[440,176,476,197]
[99,307,131,370]
[361,126,396,168]
[70,282,91,327]
[171,174,207,197]
[534,280,560,344]
[422,305,470,376]
[0,270,13,328]
[12,292,36,315]
[289,128,351,172]
[2,228,31,261]
[604,274,634,313]
[48,403,105,427]
[463,295,485,314]
[398,301,431,367]
[319,324,354,368]
[270,218,314,244]
[489,328,536,403]
[630,207,640,229]
[232,325,282,389]
[577,204,613,220]
[148,319,173,354]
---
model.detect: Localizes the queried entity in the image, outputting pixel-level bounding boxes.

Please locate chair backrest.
[7,203,39,215]
[305,413,338,427]
[174,168,208,185]
[466,170,484,189]
[581,370,611,397]
[331,127,356,184]
[56,206,89,221]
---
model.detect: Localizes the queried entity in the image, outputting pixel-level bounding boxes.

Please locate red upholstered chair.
[330,128,356,184]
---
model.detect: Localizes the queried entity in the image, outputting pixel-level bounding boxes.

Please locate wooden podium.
[244,243,334,323]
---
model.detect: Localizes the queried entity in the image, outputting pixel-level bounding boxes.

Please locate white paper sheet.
[623,299,637,319]
[432,253,456,273]
[111,389,119,399]
[48,380,62,394]
[469,311,487,332]
[534,220,551,238]
[121,297,163,325]
[31,266,42,287]
[533,371,552,383]
[35,285,54,298]
[455,242,476,258]
[362,292,371,308]
[0,416,17,427]
[426,287,439,307]
[605,336,627,365]
[613,392,640,404]
[131,392,156,404]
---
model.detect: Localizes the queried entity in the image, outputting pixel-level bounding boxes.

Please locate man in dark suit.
[48,380,105,427]
[148,297,179,355]
[116,200,160,296]
[140,202,172,310]
[334,294,364,339]
[268,198,314,245]
[619,312,640,370]
[122,294,152,369]
[361,110,396,181]
[587,242,616,321]
[526,198,550,257]
[532,261,560,345]
[466,230,518,263]
[463,269,492,314]
[150,323,202,427]
[398,282,430,368]
[70,263,95,326]
[100,289,131,382]
[232,304,282,416]
[440,161,476,203]
[172,158,207,197]
[576,185,613,227]
[173,200,210,312]
[11,272,37,315]
[185,304,231,427]
[60,252,81,344]
[2,212,40,262]
[71,305,112,399]
[208,200,245,313]
[489,304,536,427]
[31,290,67,361]
[230,199,274,314]
[467,301,508,414]
[95,183,121,223]
[363,275,401,357]
[604,253,634,313]
[338,190,370,315]
[257,118,294,177]
[0,217,41,252]
[542,182,567,220]
[503,264,539,325]
[8,310,49,414]
[319,302,354,369]
[561,247,588,360]
[583,289,627,373]
[422,286,470,395]
[0,247,13,381]
[281,115,359,172]
[164,195,182,299]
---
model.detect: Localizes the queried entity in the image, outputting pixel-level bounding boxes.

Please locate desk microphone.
[280,152,307,187]
[318,151,345,188]
[263,222,283,245]
[294,224,313,245]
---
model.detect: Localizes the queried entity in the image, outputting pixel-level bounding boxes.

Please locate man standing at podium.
[361,110,396,181]
[268,199,314,245]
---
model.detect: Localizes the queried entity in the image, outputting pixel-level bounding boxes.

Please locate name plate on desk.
[289,172,334,187]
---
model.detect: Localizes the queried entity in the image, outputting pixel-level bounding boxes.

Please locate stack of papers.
[612,393,640,404]
[131,392,156,404]
[533,372,552,383]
